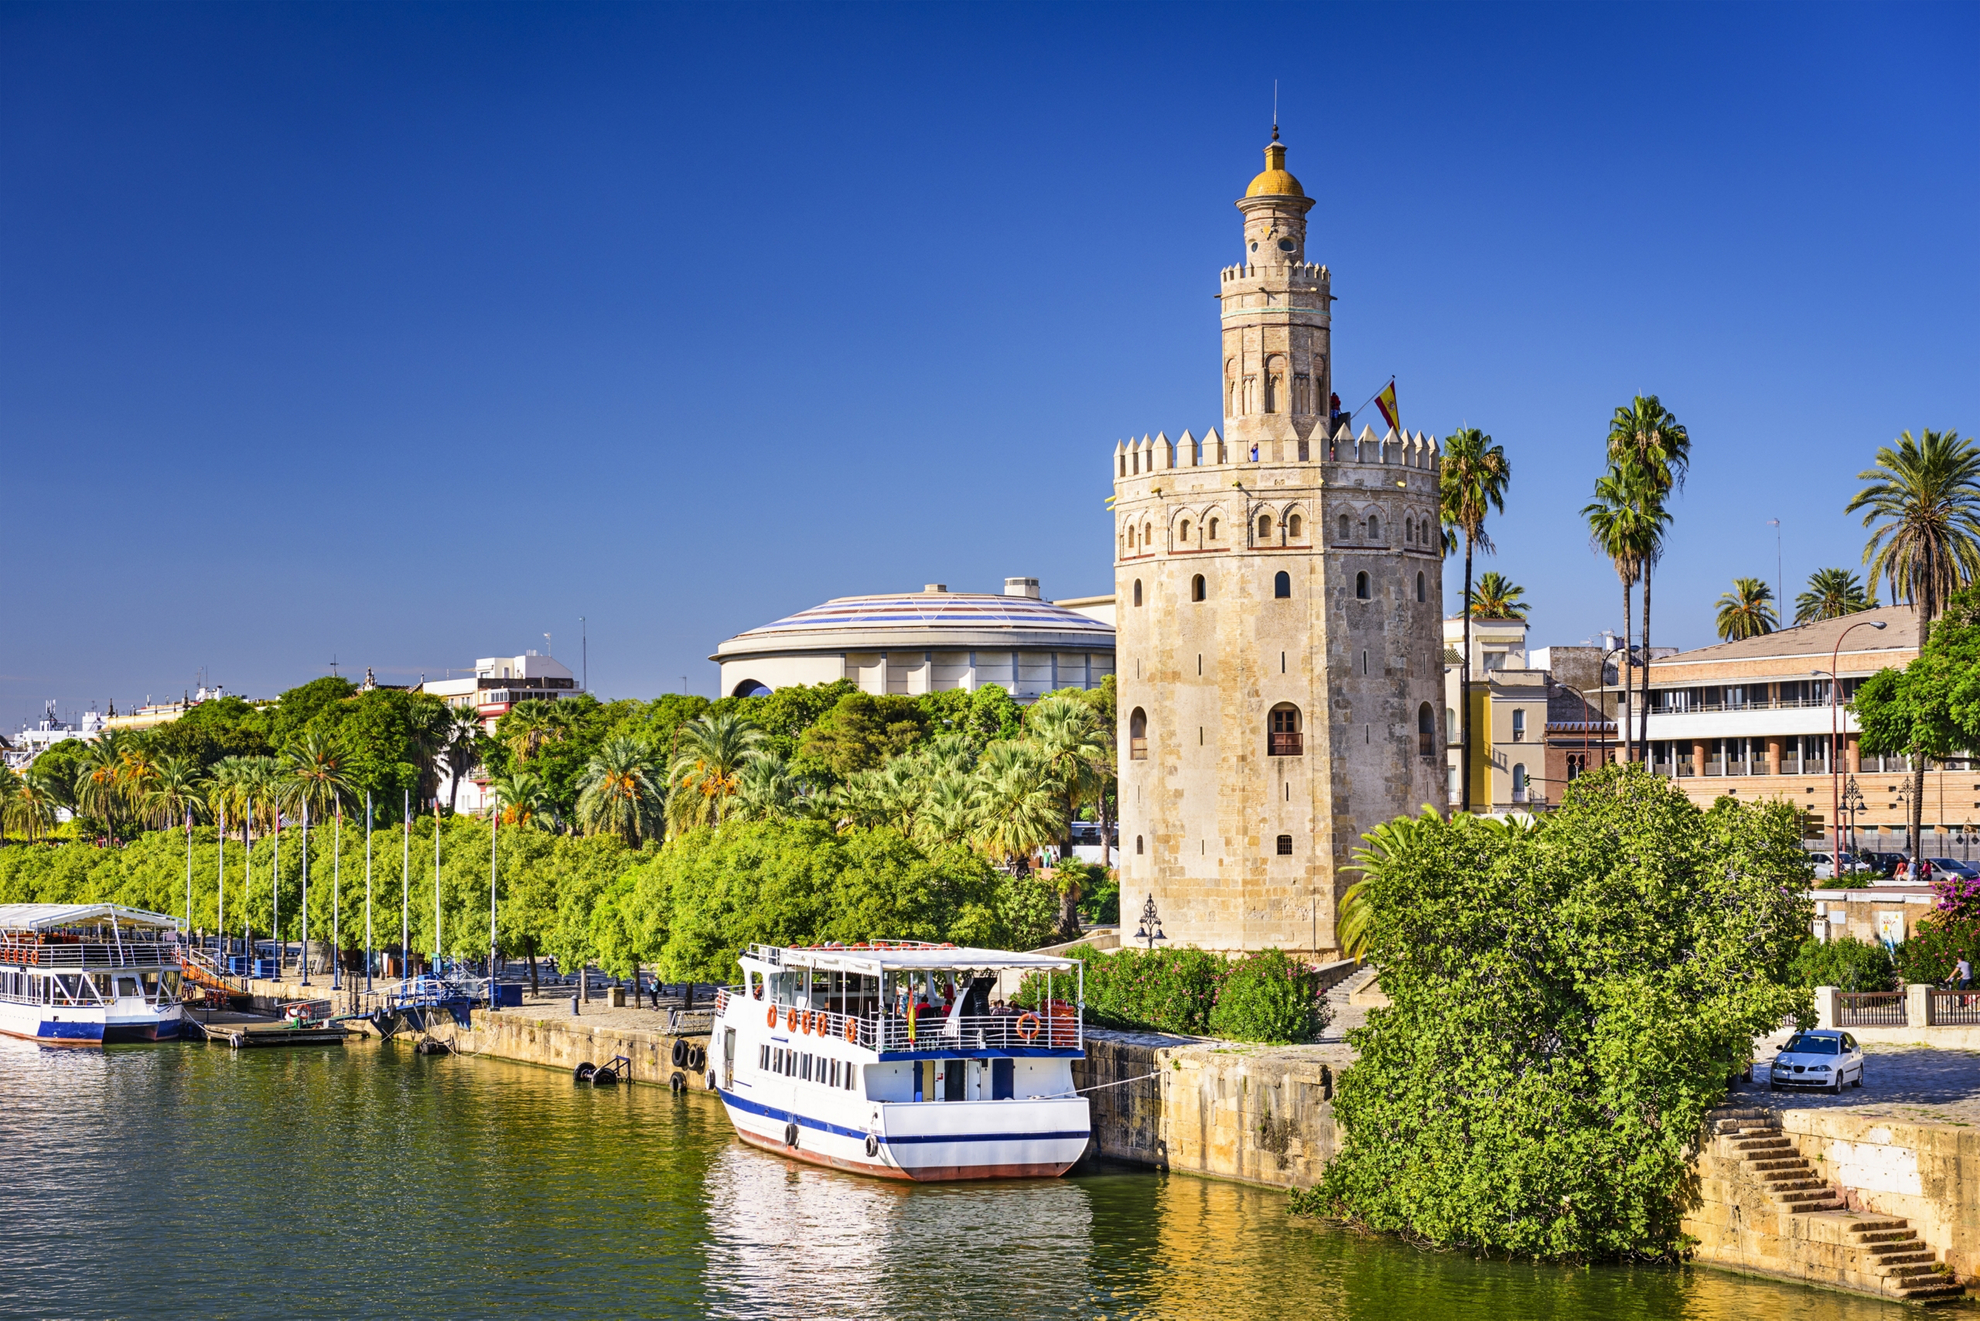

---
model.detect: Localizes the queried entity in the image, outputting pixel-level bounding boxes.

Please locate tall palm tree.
[730,753,810,823]
[487,768,551,827]
[970,741,1059,871]
[1465,571,1529,621]
[912,772,980,850]
[1714,577,1779,641]
[1438,427,1512,812]
[1026,694,1109,936]
[0,765,19,844]
[664,712,766,836]
[285,731,353,824]
[501,699,569,765]
[73,730,139,838]
[436,706,486,816]
[406,698,455,807]
[1582,464,1670,762]
[1606,395,1691,759]
[576,734,664,845]
[3,767,64,842]
[836,758,925,835]
[1794,568,1878,624]
[1846,427,1980,861]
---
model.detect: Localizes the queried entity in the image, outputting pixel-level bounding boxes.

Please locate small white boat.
[710,941,1090,1181]
[0,904,187,1046]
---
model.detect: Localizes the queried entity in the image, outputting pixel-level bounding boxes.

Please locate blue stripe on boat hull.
[716,1086,1089,1146]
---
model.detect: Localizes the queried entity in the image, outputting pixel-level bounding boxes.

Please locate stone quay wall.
[1075,1029,1338,1189]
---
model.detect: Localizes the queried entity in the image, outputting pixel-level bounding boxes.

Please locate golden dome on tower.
[1244,131,1304,198]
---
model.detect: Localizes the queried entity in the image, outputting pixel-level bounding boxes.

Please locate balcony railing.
[1932,991,1980,1026]
[1837,991,1907,1027]
[739,998,1083,1054]
[0,939,179,969]
[1268,732,1303,757]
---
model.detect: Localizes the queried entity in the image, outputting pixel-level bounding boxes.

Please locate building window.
[1143,522,1153,550]
[1338,513,1351,540]
[1273,570,1291,599]
[1367,515,1380,540]
[1132,579,1142,607]
[1191,574,1206,602]
[1276,834,1293,856]
[1404,516,1413,543]
[1180,519,1191,542]
[1512,709,1526,742]
[1356,571,1371,599]
[1416,572,1426,602]
[1136,835,1144,855]
[1129,708,1148,760]
[1288,513,1302,538]
[1512,763,1529,803]
[1258,514,1272,539]
[1418,702,1436,758]
[1268,704,1303,757]
[1208,517,1219,540]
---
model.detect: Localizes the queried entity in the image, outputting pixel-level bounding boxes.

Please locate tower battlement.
[1220,262,1329,283]
[1113,425,1440,477]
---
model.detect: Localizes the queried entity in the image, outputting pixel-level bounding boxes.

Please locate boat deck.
[184,1011,351,1049]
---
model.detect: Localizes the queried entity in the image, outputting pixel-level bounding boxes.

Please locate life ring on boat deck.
[752,982,763,999]
[800,1010,813,1034]
[865,1134,880,1159]
[1016,1012,1041,1042]
[785,1007,799,1032]
[784,1121,800,1148]
[844,1017,857,1044]
[767,1005,778,1028]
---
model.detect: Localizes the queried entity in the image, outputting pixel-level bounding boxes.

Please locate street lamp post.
[1133,895,1166,952]
[1843,777,1865,869]
[1823,618,1888,873]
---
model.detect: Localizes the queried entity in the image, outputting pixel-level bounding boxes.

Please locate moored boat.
[0,904,187,1046]
[711,941,1090,1181]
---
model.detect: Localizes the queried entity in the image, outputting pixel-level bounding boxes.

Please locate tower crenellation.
[1109,133,1448,958]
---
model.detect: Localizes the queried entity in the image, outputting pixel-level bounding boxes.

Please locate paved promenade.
[1741,1025,1980,1126]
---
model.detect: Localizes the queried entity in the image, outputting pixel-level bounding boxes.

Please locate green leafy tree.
[1465,570,1528,620]
[1714,576,1778,640]
[1439,426,1512,811]
[1851,586,1980,865]
[1787,936,1896,991]
[793,691,928,782]
[1295,767,1809,1259]
[1206,950,1326,1044]
[1795,568,1878,623]
[285,729,355,826]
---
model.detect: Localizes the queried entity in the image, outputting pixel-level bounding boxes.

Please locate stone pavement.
[1735,1025,1980,1126]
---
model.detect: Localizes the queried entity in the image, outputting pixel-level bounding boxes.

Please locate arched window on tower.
[1257,514,1272,540]
[1180,519,1191,543]
[1288,513,1302,539]
[1416,571,1426,602]
[1191,574,1207,602]
[1367,515,1380,541]
[1264,356,1283,413]
[1404,516,1414,543]
[1512,763,1529,804]
[1132,579,1143,607]
[1128,708,1148,760]
[1274,570,1291,599]
[1268,704,1303,757]
[1356,571,1371,599]
[1418,702,1437,758]
[1338,513,1351,540]
[1208,517,1220,541]
[1143,522,1153,550]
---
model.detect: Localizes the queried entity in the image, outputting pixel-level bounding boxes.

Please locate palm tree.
[285,731,353,824]
[501,699,569,765]
[0,765,19,843]
[970,741,1059,871]
[575,734,664,845]
[1438,427,1512,812]
[836,759,925,834]
[664,712,766,836]
[73,730,139,838]
[144,755,209,831]
[1026,694,1109,936]
[487,768,551,827]
[1794,568,1878,624]
[730,753,809,823]
[406,698,454,807]
[3,767,64,842]
[1606,395,1691,759]
[1582,465,1663,762]
[1465,571,1529,621]
[912,772,980,850]
[436,706,486,816]
[1714,577,1779,641]
[1846,426,1980,862]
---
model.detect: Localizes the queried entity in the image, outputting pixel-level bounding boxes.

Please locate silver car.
[1768,1029,1865,1094]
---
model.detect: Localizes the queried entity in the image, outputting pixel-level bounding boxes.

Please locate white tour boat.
[710,941,1090,1181]
[0,904,187,1045]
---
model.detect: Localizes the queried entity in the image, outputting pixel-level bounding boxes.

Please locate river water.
[0,1037,1936,1320]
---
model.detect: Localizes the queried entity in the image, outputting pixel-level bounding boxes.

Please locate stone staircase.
[1710,1108,1965,1303]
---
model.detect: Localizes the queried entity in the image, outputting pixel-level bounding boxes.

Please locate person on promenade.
[1953,955,1972,992]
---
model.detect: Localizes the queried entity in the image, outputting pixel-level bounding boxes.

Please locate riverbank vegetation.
[1011,943,1327,1044]
[1291,767,1810,1260]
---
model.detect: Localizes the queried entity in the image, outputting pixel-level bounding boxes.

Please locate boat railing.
[752,1001,1082,1053]
[0,939,179,968]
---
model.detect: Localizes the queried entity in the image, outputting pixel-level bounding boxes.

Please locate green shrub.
[1293,767,1812,1261]
[1207,949,1326,1043]
[1894,914,1980,985]
[1787,936,1895,991]
[1015,943,1227,1036]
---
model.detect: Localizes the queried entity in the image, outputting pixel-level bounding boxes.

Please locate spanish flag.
[1375,379,1400,432]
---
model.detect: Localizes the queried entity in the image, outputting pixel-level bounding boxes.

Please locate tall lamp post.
[1842,777,1866,870]
[1133,895,1166,952]
[1822,618,1888,871]
[1896,780,1914,869]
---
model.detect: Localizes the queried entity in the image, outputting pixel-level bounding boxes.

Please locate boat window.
[760,1043,771,1070]
[829,1058,840,1088]
[846,1064,858,1093]
[117,977,141,999]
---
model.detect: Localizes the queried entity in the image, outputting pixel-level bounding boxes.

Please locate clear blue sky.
[4,2,1975,730]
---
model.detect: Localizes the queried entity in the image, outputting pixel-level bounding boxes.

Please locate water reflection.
[0,1039,1932,1321]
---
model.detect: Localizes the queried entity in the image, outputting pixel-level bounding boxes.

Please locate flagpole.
[433,800,443,975]
[216,804,226,964]
[300,800,311,987]
[184,807,193,935]
[401,790,410,982]
[365,790,374,993]
[331,806,342,993]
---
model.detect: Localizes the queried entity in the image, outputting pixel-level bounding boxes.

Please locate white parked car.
[1808,852,1835,880]
[1768,1029,1865,1094]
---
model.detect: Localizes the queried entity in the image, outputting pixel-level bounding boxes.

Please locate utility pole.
[580,617,587,693]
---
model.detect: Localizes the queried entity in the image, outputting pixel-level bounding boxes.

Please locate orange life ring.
[802,1010,815,1034]
[766,1005,777,1028]
[785,1006,799,1031]
[753,982,763,1000]
[1016,1012,1041,1042]
[844,1017,857,1043]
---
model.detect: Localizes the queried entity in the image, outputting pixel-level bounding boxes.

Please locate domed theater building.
[714,578,1115,701]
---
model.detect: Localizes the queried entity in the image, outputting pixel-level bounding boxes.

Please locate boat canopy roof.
[743,941,1079,976]
[0,903,181,933]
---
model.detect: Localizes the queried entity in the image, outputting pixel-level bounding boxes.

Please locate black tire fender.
[865,1134,879,1159]
[592,1067,618,1086]
[785,1120,799,1148]
[671,1038,687,1067]
[573,1062,596,1083]
[669,1070,686,1093]
[689,1044,706,1071]
[706,1070,717,1091]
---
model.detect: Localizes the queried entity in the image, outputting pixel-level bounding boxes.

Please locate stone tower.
[1110,134,1447,958]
